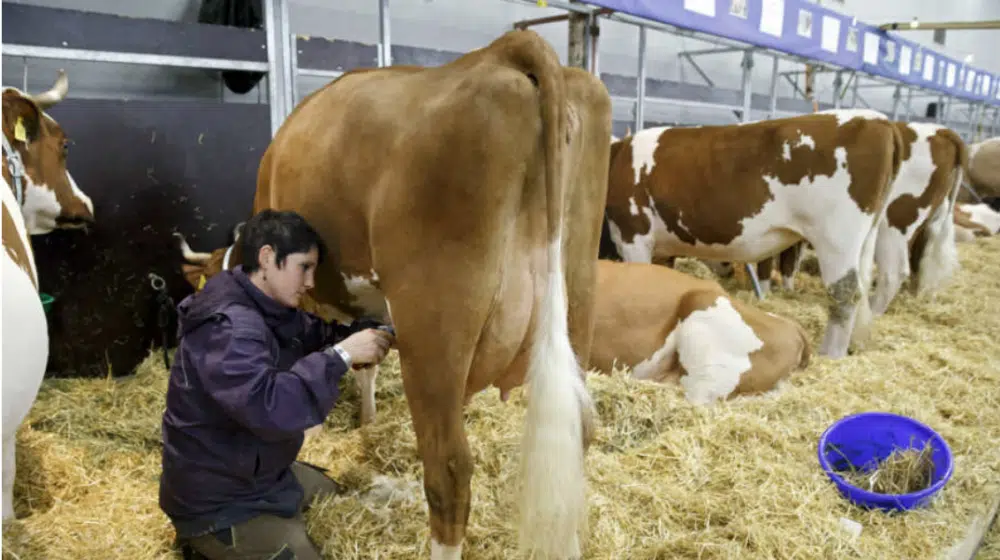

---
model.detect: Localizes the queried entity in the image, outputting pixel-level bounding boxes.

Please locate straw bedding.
[5,236,1000,559]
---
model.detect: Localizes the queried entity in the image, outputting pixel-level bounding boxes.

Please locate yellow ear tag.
[537,0,547,6]
[197,274,207,291]
[13,117,27,143]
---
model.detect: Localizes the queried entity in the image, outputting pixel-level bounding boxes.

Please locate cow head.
[174,222,244,291]
[2,70,94,235]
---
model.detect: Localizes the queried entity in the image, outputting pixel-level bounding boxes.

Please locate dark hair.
[239,209,327,273]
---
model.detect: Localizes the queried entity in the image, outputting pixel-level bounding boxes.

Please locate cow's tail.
[914,128,966,296]
[505,30,594,560]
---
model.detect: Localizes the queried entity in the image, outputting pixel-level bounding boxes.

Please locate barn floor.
[5,236,1000,559]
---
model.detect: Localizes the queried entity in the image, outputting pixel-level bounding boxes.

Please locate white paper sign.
[982,76,991,96]
[966,71,976,92]
[797,9,813,38]
[923,54,935,81]
[862,32,880,65]
[946,63,956,87]
[899,45,912,75]
[760,0,785,37]
[845,27,859,52]
[821,15,840,53]
[684,0,715,17]
[730,0,749,19]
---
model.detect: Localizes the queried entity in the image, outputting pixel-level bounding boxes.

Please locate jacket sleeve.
[195,310,350,442]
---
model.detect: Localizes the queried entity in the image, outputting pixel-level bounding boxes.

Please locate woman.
[159,209,394,559]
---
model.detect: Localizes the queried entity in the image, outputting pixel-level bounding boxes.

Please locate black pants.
[179,462,341,560]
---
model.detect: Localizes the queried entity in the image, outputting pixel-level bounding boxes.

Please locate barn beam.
[877,19,1000,31]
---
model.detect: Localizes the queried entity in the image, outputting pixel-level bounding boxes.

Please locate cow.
[748,122,968,314]
[2,71,96,520]
[953,202,1000,239]
[178,30,612,559]
[600,109,902,359]
[589,260,811,404]
[963,136,1000,200]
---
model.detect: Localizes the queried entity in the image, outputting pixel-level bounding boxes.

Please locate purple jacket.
[159,266,359,538]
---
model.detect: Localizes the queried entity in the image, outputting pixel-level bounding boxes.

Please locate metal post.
[967,101,977,140]
[378,0,391,67]
[587,11,601,76]
[767,55,779,118]
[936,95,944,124]
[833,71,843,109]
[740,49,754,122]
[280,0,293,108]
[904,87,913,120]
[634,25,647,133]
[890,85,901,120]
[739,48,764,301]
[851,74,860,108]
[264,0,292,137]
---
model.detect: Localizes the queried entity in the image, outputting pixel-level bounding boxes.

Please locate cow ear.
[2,94,42,145]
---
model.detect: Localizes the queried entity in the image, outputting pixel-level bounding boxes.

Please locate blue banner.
[584,0,998,106]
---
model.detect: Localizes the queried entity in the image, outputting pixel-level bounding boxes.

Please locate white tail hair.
[518,235,594,559]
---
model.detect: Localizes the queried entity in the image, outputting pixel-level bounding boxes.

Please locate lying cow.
[600,109,902,359]
[589,260,810,404]
[2,70,96,520]
[953,202,1000,241]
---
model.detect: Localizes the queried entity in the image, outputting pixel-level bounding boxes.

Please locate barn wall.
[31,99,269,377]
[7,0,999,126]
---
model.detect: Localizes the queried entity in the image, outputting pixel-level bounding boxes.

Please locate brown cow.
[600,109,902,359]
[180,30,612,559]
[589,260,810,404]
[2,71,96,521]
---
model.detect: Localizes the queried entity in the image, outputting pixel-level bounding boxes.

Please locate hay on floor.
[5,236,1000,559]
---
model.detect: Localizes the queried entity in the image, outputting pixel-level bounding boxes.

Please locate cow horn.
[232,221,246,241]
[173,232,212,264]
[32,69,69,109]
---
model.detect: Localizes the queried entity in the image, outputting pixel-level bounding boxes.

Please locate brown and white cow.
[749,122,967,314]
[953,202,1000,241]
[182,30,611,559]
[589,260,810,404]
[2,71,95,520]
[2,71,94,233]
[600,109,901,359]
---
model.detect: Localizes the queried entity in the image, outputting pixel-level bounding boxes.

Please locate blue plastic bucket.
[817,412,953,512]
[40,292,54,314]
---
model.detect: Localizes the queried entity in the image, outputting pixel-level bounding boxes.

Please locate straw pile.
[5,236,1000,559]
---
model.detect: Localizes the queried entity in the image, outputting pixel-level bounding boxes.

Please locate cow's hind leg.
[813,222,878,358]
